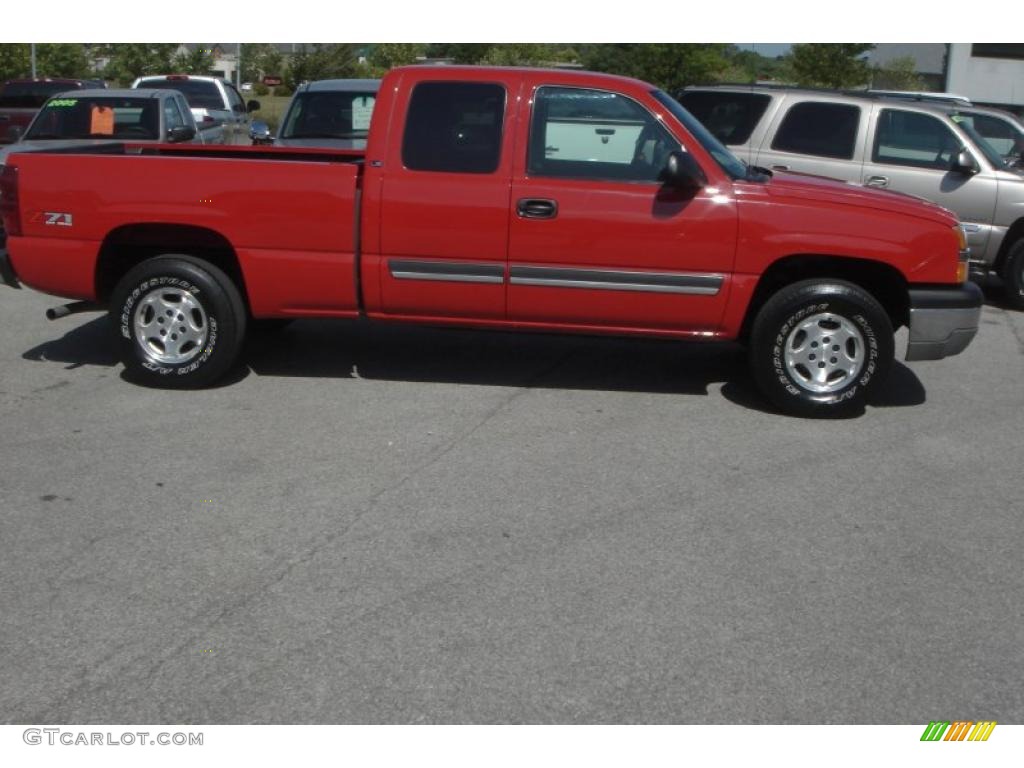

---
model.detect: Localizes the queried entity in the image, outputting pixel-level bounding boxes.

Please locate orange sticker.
[90,106,114,135]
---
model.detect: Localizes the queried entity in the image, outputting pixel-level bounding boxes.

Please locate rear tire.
[1002,239,1024,310]
[110,255,247,388]
[749,279,894,417]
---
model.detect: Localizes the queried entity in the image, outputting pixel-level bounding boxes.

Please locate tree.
[240,43,284,83]
[0,44,30,81]
[36,44,93,78]
[581,44,730,93]
[425,43,492,64]
[870,56,925,90]
[286,44,358,88]
[171,46,214,76]
[98,44,178,85]
[368,43,426,71]
[786,43,873,88]
[482,44,551,66]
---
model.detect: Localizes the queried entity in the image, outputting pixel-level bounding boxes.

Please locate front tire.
[1002,239,1024,310]
[749,279,894,417]
[110,255,247,388]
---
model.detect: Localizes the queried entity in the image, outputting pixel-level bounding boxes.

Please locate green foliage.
[368,43,426,70]
[426,43,493,64]
[787,43,874,88]
[98,44,179,85]
[581,44,730,93]
[286,44,358,89]
[273,84,293,98]
[870,56,925,90]
[252,82,270,96]
[0,44,31,81]
[36,43,93,78]
[171,46,214,75]
[720,46,788,83]
[481,43,551,66]
[241,43,284,84]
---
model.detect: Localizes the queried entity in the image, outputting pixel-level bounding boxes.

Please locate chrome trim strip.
[388,259,505,285]
[509,266,724,295]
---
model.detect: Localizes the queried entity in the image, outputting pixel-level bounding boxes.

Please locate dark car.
[0,78,106,143]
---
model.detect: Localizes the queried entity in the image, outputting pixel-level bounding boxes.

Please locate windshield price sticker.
[352,96,375,131]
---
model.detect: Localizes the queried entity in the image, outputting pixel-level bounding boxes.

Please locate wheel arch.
[95,223,249,310]
[993,218,1024,275]
[739,253,909,343]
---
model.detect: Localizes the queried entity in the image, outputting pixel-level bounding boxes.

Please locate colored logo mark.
[920,721,996,742]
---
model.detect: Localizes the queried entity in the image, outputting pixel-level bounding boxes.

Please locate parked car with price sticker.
[250,79,380,149]
[0,77,106,144]
[1,66,981,416]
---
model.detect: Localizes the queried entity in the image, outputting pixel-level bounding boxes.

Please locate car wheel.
[110,255,247,388]
[1001,239,1024,310]
[749,279,894,417]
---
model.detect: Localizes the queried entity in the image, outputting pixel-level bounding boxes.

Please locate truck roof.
[389,64,659,93]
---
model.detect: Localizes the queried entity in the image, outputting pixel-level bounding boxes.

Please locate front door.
[507,84,736,333]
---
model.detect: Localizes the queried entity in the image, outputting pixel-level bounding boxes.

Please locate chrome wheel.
[133,287,208,365]
[783,312,865,394]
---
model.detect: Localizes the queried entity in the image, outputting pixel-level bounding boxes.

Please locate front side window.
[771,102,860,160]
[956,111,1021,157]
[873,109,962,170]
[401,82,505,174]
[163,99,185,130]
[528,86,678,182]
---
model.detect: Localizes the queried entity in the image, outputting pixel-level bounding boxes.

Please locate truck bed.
[8,144,365,316]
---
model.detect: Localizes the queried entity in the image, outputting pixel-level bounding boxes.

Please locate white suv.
[131,75,260,145]
[679,86,1024,307]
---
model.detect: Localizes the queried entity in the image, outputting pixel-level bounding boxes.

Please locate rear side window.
[402,82,505,174]
[772,102,860,159]
[677,91,770,146]
[873,109,961,170]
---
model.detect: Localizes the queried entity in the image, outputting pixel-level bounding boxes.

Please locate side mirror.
[167,125,196,143]
[660,150,707,190]
[249,120,272,144]
[246,100,261,113]
[951,148,979,176]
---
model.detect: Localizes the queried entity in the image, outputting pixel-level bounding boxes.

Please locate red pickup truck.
[0,65,982,416]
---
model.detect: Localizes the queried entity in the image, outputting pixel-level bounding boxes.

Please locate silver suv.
[679,86,1024,307]
[131,75,260,145]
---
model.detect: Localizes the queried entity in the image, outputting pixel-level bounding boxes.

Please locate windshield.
[0,81,77,109]
[137,79,224,110]
[281,90,377,140]
[651,89,747,180]
[25,97,160,140]
[950,113,1011,169]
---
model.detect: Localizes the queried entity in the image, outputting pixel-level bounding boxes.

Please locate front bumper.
[0,231,20,289]
[905,282,982,361]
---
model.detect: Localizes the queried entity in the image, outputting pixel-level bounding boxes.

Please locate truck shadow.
[21,316,926,414]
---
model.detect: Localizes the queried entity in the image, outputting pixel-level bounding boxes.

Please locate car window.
[677,91,771,146]
[402,82,505,174]
[281,91,377,139]
[528,86,679,182]
[163,99,185,130]
[224,84,245,113]
[137,79,224,110]
[956,112,1020,156]
[25,96,159,140]
[771,101,860,160]
[873,109,962,170]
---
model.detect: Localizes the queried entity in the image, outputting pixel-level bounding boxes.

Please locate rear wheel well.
[993,219,1024,275]
[740,255,909,342]
[95,224,248,309]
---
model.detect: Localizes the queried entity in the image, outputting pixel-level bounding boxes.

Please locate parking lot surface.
[1,285,1022,723]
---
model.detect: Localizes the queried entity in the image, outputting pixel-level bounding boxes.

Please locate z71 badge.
[36,212,74,227]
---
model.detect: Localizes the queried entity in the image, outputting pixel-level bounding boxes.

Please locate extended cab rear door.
[365,71,519,321]
[505,76,736,332]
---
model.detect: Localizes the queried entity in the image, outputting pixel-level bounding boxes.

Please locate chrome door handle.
[771,164,789,171]
[865,175,889,188]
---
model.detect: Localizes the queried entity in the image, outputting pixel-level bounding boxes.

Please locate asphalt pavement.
[1,284,1022,723]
